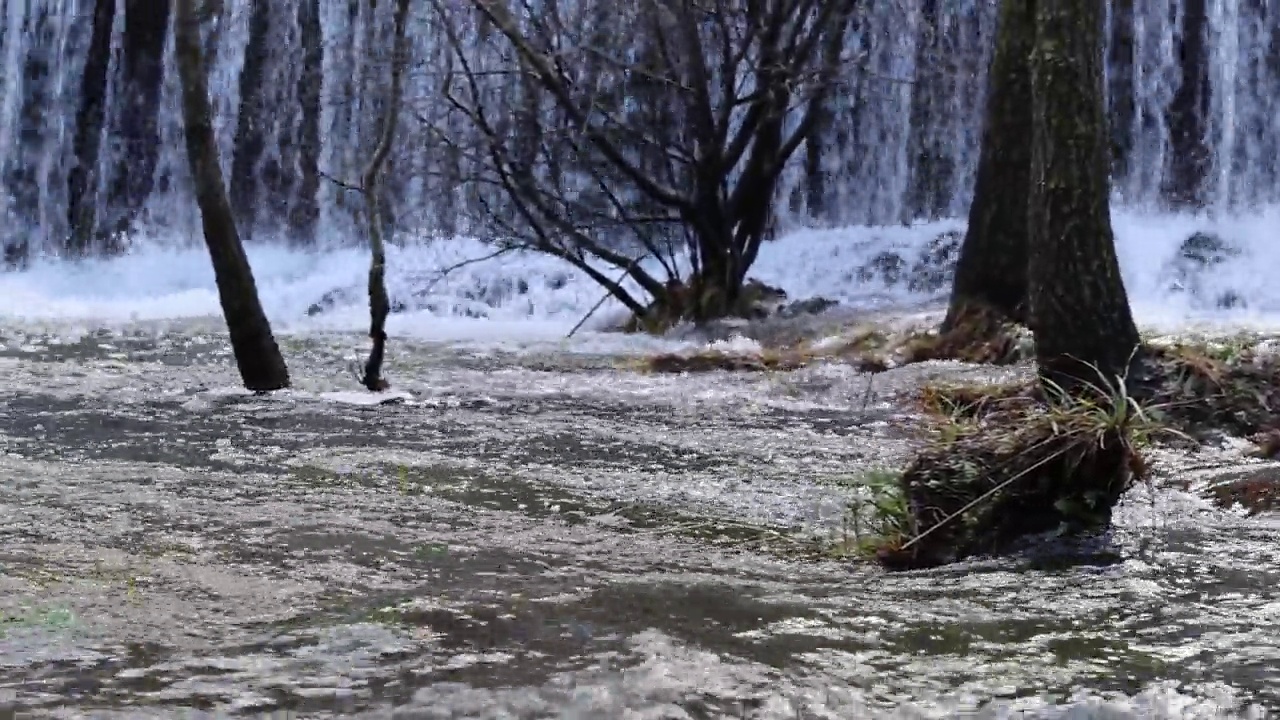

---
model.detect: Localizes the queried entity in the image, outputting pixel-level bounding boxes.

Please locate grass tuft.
[873,361,1164,570]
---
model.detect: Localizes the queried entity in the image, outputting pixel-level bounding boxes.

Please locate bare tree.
[173,0,291,392]
[358,0,412,392]
[426,0,857,327]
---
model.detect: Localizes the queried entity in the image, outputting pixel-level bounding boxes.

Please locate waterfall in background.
[0,0,1277,257]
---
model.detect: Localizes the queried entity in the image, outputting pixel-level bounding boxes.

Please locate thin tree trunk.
[1029,0,1139,392]
[359,0,411,392]
[103,0,171,249]
[289,0,323,244]
[173,0,291,392]
[942,0,1035,330]
[67,0,116,256]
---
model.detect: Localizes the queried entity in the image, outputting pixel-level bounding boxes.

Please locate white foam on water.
[4,208,1277,348]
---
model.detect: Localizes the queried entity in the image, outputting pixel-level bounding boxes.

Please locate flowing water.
[3,0,1280,249]
[0,311,1278,718]
[3,0,1280,715]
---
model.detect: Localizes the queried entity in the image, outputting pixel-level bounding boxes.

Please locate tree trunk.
[359,0,411,392]
[173,0,291,392]
[67,0,116,256]
[942,0,1035,330]
[1161,0,1212,210]
[103,0,171,248]
[288,0,323,244]
[229,0,272,237]
[1029,0,1140,393]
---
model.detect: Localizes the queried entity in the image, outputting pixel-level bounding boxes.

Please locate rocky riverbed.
[0,316,1277,718]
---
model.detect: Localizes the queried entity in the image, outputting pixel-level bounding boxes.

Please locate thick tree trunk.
[67,0,117,256]
[173,0,291,392]
[229,0,272,237]
[103,0,171,248]
[1029,0,1140,392]
[359,0,411,392]
[288,0,323,244]
[1161,0,1212,210]
[942,0,1034,330]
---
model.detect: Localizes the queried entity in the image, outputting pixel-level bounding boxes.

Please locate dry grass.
[918,379,1039,420]
[1139,339,1280,441]
[643,347,812,373]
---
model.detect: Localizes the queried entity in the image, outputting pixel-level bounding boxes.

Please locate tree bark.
[288,0,323,244]
[942,0,1035,330]
[359,0,411,392]
[229,0,272,237]
[67,0,117,256]
[173,0,291,392]
[1161,0,1212,210]
[1029,0,1140,393]
[103,0,171,248]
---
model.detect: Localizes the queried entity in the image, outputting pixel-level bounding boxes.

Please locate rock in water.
[1160,231,1246,308]
[907,230,963,293]
[855,251,908,285]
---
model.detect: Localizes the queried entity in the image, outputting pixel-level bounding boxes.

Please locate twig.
[417,246,515,294]
[318,168,362,193]
[567,255,648,339]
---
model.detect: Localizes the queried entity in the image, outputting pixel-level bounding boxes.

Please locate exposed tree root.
[896,304,1032,365]
[623,277,788,334]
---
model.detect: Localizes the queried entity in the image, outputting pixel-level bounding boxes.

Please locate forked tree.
[173,0,291,391]
[428,0,856,325]
[1028,0,1140,390]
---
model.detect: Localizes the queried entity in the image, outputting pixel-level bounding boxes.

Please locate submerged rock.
[855,251,908,286]
[1203,467,1280,515]
[854,230,962,294]
[1160,231,1247,308]
[907,230,962,293]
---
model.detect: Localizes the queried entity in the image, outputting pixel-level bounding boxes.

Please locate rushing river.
[0,320,1275,718]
